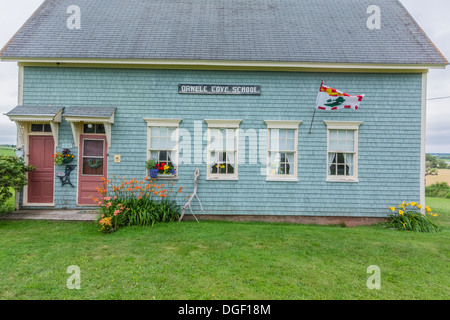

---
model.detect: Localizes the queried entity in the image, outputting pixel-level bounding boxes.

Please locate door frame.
[23,130,56,206]
[77,134,108,206]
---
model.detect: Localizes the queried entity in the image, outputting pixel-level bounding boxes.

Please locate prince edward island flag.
[316,81,365,111]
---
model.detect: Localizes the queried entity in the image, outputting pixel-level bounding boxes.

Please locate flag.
[315,81,364,111]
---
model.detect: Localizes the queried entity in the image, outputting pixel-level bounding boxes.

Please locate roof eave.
[1,57,447,72]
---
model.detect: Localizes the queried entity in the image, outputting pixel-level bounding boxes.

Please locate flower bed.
[95,176,183,233]
[387,202,441,233]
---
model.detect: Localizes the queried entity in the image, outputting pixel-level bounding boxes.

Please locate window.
[30,123,52,133]
[82,139,105,176]
[145,119,181,179]
[83,123,105,134]
[265,120,302,181]
[205,119,242,180]
[325,121,362,182]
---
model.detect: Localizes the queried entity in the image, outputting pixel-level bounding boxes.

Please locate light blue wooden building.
[1,0,447,225]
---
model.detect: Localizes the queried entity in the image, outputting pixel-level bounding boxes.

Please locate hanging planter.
[53,149,75,165]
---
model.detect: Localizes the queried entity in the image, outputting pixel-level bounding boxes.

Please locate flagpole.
[308,108,317,135]
[308,80,323,135]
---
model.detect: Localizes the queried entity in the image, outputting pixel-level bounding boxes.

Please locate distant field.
[426,169,450,186]
[0,146,15,156]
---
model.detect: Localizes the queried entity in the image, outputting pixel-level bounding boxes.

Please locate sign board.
[179,84,261,95]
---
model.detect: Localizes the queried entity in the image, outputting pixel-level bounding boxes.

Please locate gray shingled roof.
[5,105,63,117]
[63,107,116,118]
[0,0,447,65]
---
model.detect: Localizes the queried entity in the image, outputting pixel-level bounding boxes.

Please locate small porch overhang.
[5,105,63,147]
[63,107,116,148]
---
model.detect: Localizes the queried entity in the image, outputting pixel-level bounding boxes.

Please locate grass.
[0,146,16,215]
[0,197,449,300]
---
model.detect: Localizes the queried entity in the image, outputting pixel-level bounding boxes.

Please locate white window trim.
[264,120,302,182]
[205,119,242,180]
[145,118,181,180]
[324,121,362,183]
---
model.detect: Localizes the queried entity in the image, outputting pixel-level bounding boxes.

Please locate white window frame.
[324,121,362,183]
[205,119,242,180]
[145,118,182,179]
[265,120,302,182]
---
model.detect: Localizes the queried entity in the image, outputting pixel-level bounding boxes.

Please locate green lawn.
[0,197,448,300]
[0,147,16,214]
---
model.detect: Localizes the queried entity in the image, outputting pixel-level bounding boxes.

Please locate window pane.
[159,127,168,137]
[338,130,347,140]
[270,129,279,151]
[337,140,347,151]
[329,139,338,152]
[346,130,354,140]
[329,130,338,139]
[151,127,159,137]
[159,137,169,149]
[83,140,104,157]
[168,128,176,149]
[151,136,159,149]
[346,140,354,152]
[286,139,295,151]
[269,152,281,175]
[150,151,159,162]
[285,152,295,175]
[226,129,235,150]
[44,124,52,132]
[279,138,286,151]
[83,124,95,134]
[31,124,43,132]
[286,129,295,139]
[96,124,105,134]
[83,158,104,175]
[159,150,167,162]
[344,153,354,166]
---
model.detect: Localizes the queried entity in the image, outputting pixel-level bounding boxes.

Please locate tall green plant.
[0,155,35,203]
[95,177,182,233]
[387,202,441,233]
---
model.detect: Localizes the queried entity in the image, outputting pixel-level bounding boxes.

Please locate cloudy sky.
[0,0,449,153]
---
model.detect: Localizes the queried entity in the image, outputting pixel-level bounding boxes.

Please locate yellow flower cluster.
[388,202,438,217]
[98,216,113,232]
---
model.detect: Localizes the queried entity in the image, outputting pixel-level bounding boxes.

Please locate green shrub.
[387,202,441,233]
[95,177,183,233]
[0,155,35,204]
[425,182,450,199]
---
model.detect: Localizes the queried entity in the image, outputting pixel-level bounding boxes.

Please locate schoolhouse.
[1,0,447,225]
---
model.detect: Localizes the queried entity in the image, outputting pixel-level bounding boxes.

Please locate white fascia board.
[264,120,302,129]
[7,57,447,71]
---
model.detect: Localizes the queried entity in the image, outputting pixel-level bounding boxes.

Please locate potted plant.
[62,149,75,164]
[53,149,75,165]
[146,158,176,179]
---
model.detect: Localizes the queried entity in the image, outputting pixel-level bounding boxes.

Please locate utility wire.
[427,96,450,101]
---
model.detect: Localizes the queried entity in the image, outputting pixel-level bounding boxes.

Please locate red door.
[28,136,55,204]
[78,135,107,205]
